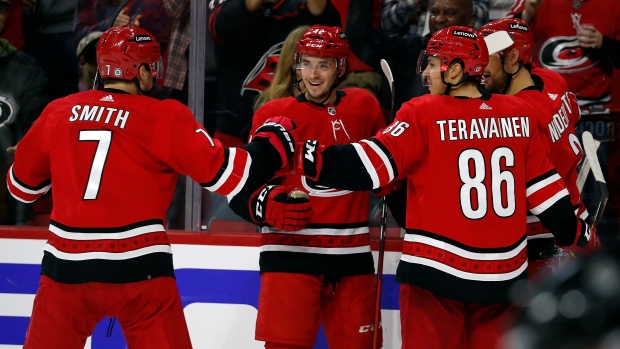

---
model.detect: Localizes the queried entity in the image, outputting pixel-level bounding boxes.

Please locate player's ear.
[448,61,463,81]
[138,64,151,82]
[508,47,520,66]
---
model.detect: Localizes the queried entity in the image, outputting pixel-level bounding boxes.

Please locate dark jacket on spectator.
[346,0,427,113]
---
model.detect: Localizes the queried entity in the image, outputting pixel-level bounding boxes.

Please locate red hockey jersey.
[521,68,587,235]
[7,89,272,284]
[251,89,385,276]
[313,92,577,304]
[509,0,620,114]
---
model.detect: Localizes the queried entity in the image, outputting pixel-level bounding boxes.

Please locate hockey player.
[479,18,596,278]
[7,26,311,349]
[507,0,620,244]
[294,26,600,349]
[240,25,385,349]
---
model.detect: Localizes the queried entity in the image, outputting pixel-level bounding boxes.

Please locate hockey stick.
[581,131,609,232]
[372,59,395,349]
[576,132,598,193]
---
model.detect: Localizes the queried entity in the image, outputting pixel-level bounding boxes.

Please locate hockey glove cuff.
[252,116,298,169]
[294,140,325,181]
[560,219,602,256]
[249,185,313,231]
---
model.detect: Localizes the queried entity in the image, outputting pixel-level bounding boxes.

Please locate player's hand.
[577,24,603,49]
[252,116,298,169]
[522,0,543,23]
[114,8,131,27]
[562,221,602,256]
[249,185,313,231]
[294,140,324,181]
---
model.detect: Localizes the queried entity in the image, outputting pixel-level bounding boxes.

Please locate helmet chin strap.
[293,70,304,93]
[500,57,523,95]
[440,71,468,95]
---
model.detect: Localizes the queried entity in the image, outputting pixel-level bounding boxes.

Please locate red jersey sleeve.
[151,100,253,198]
[7,104,53,203]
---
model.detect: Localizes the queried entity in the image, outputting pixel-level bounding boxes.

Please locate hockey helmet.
[480,18,534,64]
[295,25,349,75]
[418,26,488,78]
[96,27,162,81]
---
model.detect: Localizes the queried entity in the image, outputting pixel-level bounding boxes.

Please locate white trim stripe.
[227,152,251,201]
[352,143,380,189]
[526,215,540,223]
[400,255,528,281]
[404,234,527,261]
[529,189,569,215]
[44,243,172,260]
[8,165,51,195]
[526,173,562,196]
[49,223,165,240]
[205,148,237,192]
[260,245,370,254]
[6,183,37,203]
[360,139,395,182]
[260,226,369,236]
[528,205,580,223]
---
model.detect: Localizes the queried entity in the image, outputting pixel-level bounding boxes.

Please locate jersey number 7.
[79,130,112,200]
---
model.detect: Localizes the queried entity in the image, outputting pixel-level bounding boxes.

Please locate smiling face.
[483,53,508,93]
[299,55,339,104]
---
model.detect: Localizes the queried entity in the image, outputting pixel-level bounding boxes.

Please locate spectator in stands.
[508,0,620,245]
[381,0,490,38]
[207,0,341,147]
[22,0,79,101]
[346,0,476,115]
[0,0,22,49]
[330,0,384,99]
[75,30,101,91]
[162,0,189,104]
[0,0,49,225]
[253,25,308,111]
[73,0,172,82]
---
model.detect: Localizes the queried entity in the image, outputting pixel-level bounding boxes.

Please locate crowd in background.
[2,0,620,348]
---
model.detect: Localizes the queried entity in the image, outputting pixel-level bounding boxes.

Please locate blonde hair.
[254,25,310,112]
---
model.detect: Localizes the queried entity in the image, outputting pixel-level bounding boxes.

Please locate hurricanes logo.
[241,42,283,95]
[538,36,597,74]
[0,96,16,128]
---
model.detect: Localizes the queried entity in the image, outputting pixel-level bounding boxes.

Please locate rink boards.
[0,228,404,349]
